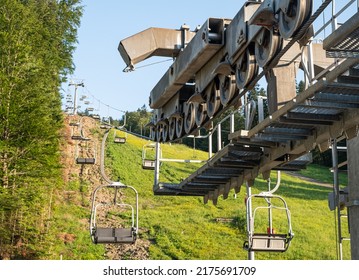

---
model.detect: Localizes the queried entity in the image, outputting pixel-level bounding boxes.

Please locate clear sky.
[64,0,243,119]
[64,0,355,119]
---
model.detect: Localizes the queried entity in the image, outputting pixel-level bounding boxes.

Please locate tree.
[125,105,153,136]
[0,0,83,259]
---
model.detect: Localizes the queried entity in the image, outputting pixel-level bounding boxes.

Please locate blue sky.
[64,0,242,118]
[64,0,356,119]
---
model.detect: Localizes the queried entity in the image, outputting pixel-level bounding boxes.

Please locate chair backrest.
[90,184,138,244]
[245,193,293,252]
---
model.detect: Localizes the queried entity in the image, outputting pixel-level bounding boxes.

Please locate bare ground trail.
[60,115,150,260]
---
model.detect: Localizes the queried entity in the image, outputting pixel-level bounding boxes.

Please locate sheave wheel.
[176,114,185,139]
[278,0,311,39]
[156,124,162,143]
[219,74,237,106]
[184,103,195,134]
[236,48,258,90]
[206,81,221,118]
[195,102,208,127]
[161,120,169,142]
[254,28,281,68]
[168,116,177,141]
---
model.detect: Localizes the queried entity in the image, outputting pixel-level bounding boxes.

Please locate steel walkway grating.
[154,144,260,197]
[324,12,359,58]
[154,59,359,204]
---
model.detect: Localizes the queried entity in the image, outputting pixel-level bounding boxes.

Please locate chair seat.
[114,138,126,143]
[94,227,135,244]
[142,160,155,169]
[250,233,288,252]
[76,158,96,164]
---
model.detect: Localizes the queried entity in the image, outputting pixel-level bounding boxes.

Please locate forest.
[0,0,83,259]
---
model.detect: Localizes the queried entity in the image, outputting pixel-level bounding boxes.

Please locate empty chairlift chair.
[114,136,126,144]
[71,126,83,140]
[69,118,80,127]
[244,172,293,252]
[76,157,96,165]
[90,183,138,244]
[142,143,157,170]
[71,116,84,140]
[114,129,127,144]
[92,114,100,120]
[114,135,127,144]
[76,140,96,164]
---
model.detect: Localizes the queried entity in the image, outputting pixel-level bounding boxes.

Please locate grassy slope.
[104,130,350,260]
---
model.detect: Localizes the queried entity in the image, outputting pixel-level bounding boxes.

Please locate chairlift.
[71,135,83,140]
[114,137,126,144]
[244,172,294,253]
[71,128,83,140]
[69,122,80,127]
[76,157,96,164]
[90,183,138,244]
[100,123,111,129]
[76,140,96,165]
[142,143,157,170]
[70,119,83,139]
[114,129,127,144]
[69,117,80,127]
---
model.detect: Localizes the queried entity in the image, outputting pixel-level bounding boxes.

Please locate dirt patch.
[58,233,76,244]
[60,114,150,260]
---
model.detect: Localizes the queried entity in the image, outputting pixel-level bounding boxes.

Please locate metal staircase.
[155,63,359,204]
[153,1,359,205]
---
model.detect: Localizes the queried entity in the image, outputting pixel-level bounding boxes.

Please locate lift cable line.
[82,85,127,114]
[67,80,127,116]
[123,58,174,72]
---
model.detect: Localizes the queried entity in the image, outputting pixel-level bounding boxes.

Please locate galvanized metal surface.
[149,18,225,109]
[155,58,359,203]
[324,11,359,58]
[118,1,359,206]
[119,27,195,71]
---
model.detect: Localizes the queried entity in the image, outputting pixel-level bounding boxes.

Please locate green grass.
[299,163,348,187]
[100,130,349,260]
[44,174,106,260]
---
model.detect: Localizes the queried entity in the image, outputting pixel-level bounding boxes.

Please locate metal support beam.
[154,142,161,187]
[265,62,298,114]
[332,138,344,260]
[246,181,255,260]
[217,123,222,151]
[347,136,359,259]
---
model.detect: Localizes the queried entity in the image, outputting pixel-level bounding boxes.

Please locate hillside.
[55,115,349,260]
